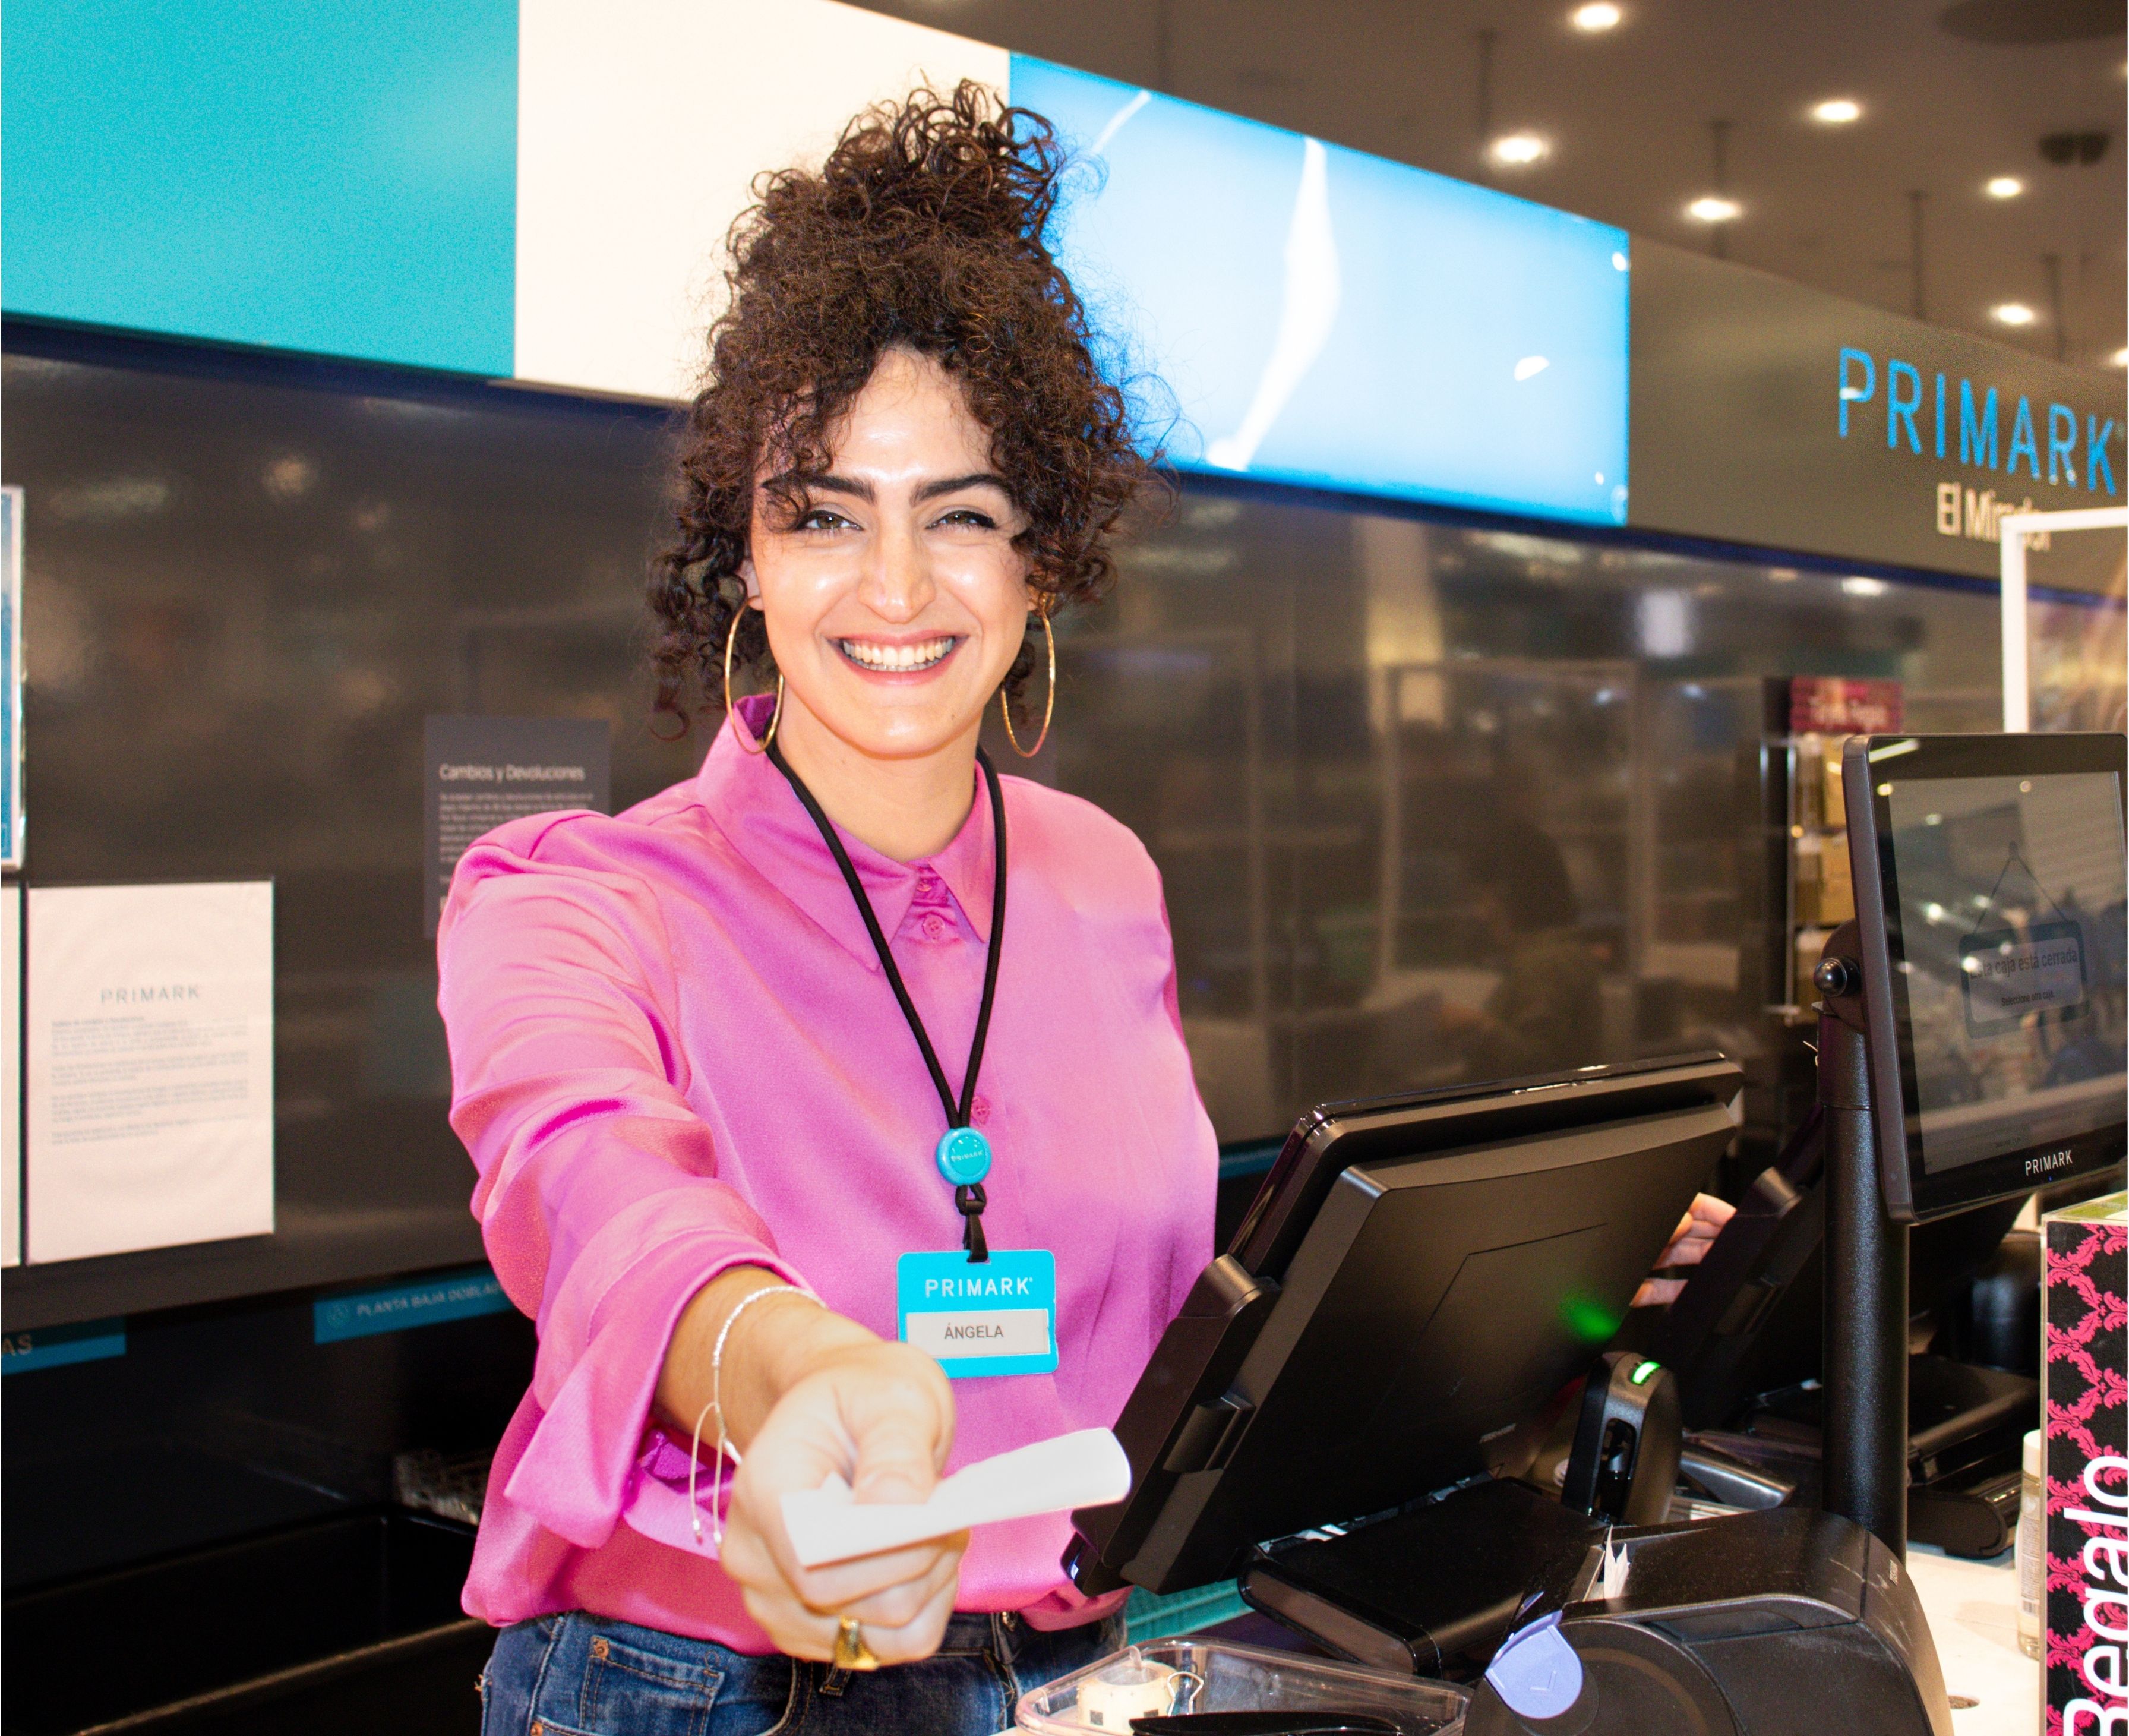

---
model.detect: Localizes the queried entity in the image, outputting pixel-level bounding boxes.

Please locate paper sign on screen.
[1959,920,2087,1039]
[26,881,275,1261]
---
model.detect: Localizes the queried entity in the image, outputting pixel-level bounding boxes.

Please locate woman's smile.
[834,633,962,676]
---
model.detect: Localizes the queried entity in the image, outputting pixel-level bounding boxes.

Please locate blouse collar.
[693,696,998,970]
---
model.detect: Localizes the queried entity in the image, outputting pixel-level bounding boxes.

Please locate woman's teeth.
[838,637,954,673]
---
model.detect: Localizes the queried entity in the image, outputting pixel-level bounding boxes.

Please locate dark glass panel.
[5,341,693,1315]
[1063,489,2017,1141]
[7,330,2072,1313]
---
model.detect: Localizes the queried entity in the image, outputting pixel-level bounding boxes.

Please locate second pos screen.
[1884,771,2127,1175]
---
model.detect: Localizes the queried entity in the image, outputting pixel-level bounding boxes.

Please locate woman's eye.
[794,507,853,532]
[934,508,999,530]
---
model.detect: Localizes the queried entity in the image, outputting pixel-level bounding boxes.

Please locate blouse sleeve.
[1155,885,1218,1325]
[437,818,808,1553]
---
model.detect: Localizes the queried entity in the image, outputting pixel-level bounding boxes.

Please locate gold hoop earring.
[722,601,783,755]
[1000,606,1056,760]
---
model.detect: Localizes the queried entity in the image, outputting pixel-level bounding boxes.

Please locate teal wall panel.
[4,0,517,374]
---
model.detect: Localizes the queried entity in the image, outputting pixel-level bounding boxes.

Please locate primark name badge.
[896,1249,1057,1379]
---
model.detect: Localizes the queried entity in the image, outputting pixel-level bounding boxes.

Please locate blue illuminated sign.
[3,0,516,374]
[1837,346,2118,495]
[1012,58,1631,525]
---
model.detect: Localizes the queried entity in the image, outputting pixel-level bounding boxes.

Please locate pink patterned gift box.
[2044,1191,2127,1736]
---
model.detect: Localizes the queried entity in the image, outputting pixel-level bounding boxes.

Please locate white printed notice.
[424,715,611,937]
[26,882,274,1262]
[1959,919,2087,1039]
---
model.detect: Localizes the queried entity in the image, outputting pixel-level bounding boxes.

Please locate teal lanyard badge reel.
[898,1124,1058,1378]
[771,744,1059,1380]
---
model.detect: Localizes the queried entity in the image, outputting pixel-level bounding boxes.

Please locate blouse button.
[921,913,947,942]
[972,1094,991,1126]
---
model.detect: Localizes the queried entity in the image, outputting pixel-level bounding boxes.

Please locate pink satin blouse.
[437,699,1217,1647]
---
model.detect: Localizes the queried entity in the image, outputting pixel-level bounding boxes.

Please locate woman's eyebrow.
[763,471,1010,504]
[914,472,1011,503]
[768,471,873,501]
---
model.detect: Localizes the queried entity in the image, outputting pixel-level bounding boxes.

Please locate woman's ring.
[833,1616,880,1672]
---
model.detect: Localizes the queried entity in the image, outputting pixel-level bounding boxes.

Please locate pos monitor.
[1064,1055,1742,1598]
[1844,731,2127,1222]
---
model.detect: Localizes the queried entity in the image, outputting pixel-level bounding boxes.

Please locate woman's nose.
[860,517,936,621]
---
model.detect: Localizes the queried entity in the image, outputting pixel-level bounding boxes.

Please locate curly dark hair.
[649,81,1153,734]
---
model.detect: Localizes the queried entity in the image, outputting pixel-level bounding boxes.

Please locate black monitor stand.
[1813,921,1909,1560]
[1640,1010,2039,1557]
[1460,953,1960,1732]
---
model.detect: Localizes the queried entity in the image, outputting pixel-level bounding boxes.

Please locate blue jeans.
[479,1608,1128,1736]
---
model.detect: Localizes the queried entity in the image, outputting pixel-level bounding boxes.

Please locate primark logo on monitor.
[2026,1148,2075,1178]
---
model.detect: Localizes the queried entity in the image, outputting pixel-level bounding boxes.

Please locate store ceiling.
[850,0,2126,373]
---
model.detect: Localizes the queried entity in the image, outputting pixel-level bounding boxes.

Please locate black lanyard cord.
[767,741,1009,1260]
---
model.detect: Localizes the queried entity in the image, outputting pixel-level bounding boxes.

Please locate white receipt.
[781,1427,1131,1569]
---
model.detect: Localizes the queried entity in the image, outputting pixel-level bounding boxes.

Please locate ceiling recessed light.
[1991,302,2037,327]
[1571,2,1622,30]
[1490,132,1549,166]
[2111,348,2128,368]
[1985,176,2024,198]
[1687,195,1742,223]
[1811,99,1862,124]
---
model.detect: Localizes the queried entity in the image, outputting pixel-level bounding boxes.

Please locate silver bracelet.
[689,1281,818,1548]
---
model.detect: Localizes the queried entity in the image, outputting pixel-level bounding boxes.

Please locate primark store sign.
[1629,241,2125,592]
[1835,346,2118,554]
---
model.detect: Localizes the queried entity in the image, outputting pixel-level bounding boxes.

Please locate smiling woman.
[441,81,1217,1736]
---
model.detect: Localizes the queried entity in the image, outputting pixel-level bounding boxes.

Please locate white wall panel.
[516,0,1008,402]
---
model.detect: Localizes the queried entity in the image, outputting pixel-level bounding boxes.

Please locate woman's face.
[745,348,1033,764]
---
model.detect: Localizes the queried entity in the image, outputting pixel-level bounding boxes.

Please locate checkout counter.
[1043,731,2126,1735]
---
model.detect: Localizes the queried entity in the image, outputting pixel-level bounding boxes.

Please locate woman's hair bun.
[808,80,1063,246]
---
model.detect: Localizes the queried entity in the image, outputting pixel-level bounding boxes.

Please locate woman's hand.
[1631,1192,1736,1308]
[657,1273,965,1665]
[721,1332,965,1663]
